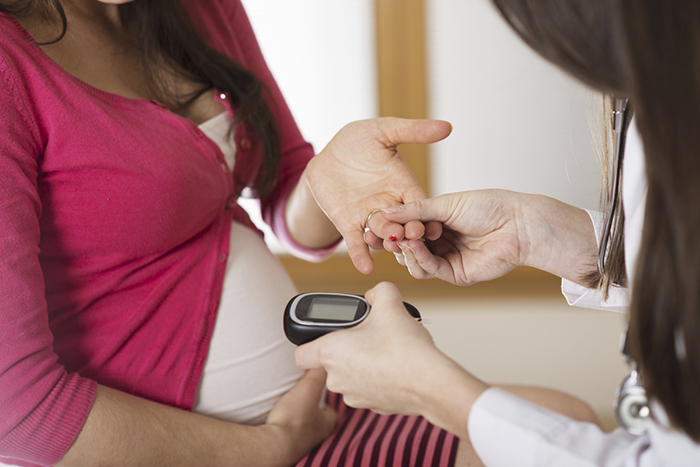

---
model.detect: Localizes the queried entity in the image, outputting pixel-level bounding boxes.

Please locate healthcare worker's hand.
[264,369,337,465]
[303,118,449,274]
[378,190,598,286]
[295,282,489,438]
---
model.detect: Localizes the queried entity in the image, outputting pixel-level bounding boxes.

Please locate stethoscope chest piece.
[614,328,651,435]
[614,369,650,435]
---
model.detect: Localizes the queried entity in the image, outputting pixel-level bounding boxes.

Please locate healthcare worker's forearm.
[516,193,598,286]
[408,355,602,443]
[411,354,490,441]
[285,168,342,250]
[57,385,292,467]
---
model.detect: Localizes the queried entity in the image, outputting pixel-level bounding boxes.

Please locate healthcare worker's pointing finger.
[382,195,461,226]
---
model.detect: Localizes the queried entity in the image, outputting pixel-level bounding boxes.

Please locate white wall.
[239,0,376,252]
[240,0,377,152]
[426,0,603,210]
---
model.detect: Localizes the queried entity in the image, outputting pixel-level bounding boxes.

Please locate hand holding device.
[284,292,421,345]
[293,282,489,431]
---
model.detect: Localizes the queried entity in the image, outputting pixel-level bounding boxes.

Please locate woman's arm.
[58,370,336,467]
[380,190,598,286]
[284,168,342,251]
[514,193,598,284]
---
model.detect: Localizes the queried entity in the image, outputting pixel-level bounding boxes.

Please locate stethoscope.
[601,98,650,435]
[614,330,651,435]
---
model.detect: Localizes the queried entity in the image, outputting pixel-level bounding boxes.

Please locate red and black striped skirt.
[295,392,459,467]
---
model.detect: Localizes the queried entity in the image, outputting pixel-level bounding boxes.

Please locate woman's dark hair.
[1,0,280,197]
[621,0,700,440]
[492,0,700,440]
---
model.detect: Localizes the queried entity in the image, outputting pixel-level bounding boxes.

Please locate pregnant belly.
[192,221,304,425]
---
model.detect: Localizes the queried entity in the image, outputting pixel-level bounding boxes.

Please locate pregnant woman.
[0,0,593,465]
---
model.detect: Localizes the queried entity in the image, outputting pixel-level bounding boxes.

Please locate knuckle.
[325,375,342,395]
[375,281,394,291]
[342,395,361,409]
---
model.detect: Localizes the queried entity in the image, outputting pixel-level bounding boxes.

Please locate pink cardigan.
[0,2,332,465]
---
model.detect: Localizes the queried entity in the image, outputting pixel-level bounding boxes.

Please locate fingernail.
[383,206,402,213]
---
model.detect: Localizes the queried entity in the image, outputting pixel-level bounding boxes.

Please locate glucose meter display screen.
[307,297,360,321]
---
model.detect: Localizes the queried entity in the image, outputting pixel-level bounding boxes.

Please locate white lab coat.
[467,122,700,466]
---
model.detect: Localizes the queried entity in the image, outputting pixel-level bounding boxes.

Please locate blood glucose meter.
[284,292,421,345]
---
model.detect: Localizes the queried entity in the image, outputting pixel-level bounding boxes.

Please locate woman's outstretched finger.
[345,230,375,274]
[367,210,405,246]
[363,230,385,250]
[383,237,402,253]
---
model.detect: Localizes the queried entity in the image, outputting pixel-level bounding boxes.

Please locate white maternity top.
[192,112,304,425]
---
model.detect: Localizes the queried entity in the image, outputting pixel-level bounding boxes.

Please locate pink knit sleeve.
[0,52,97,466]
[226,1,339,261]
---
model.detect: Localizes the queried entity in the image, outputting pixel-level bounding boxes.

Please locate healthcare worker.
[296,0,700,465]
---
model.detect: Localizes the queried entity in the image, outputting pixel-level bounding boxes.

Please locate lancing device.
[284,292,421,345]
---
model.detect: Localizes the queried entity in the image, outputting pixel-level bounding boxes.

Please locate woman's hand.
[264,369,337,465]
[303,118,451,274]
[294,282,489,437]
[265,370,338,465]
[380,190,598,286]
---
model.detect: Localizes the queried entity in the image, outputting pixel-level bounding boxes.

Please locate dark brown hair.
[492,0,700,440]
[1,0,281,197]
[621,0,700,439]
